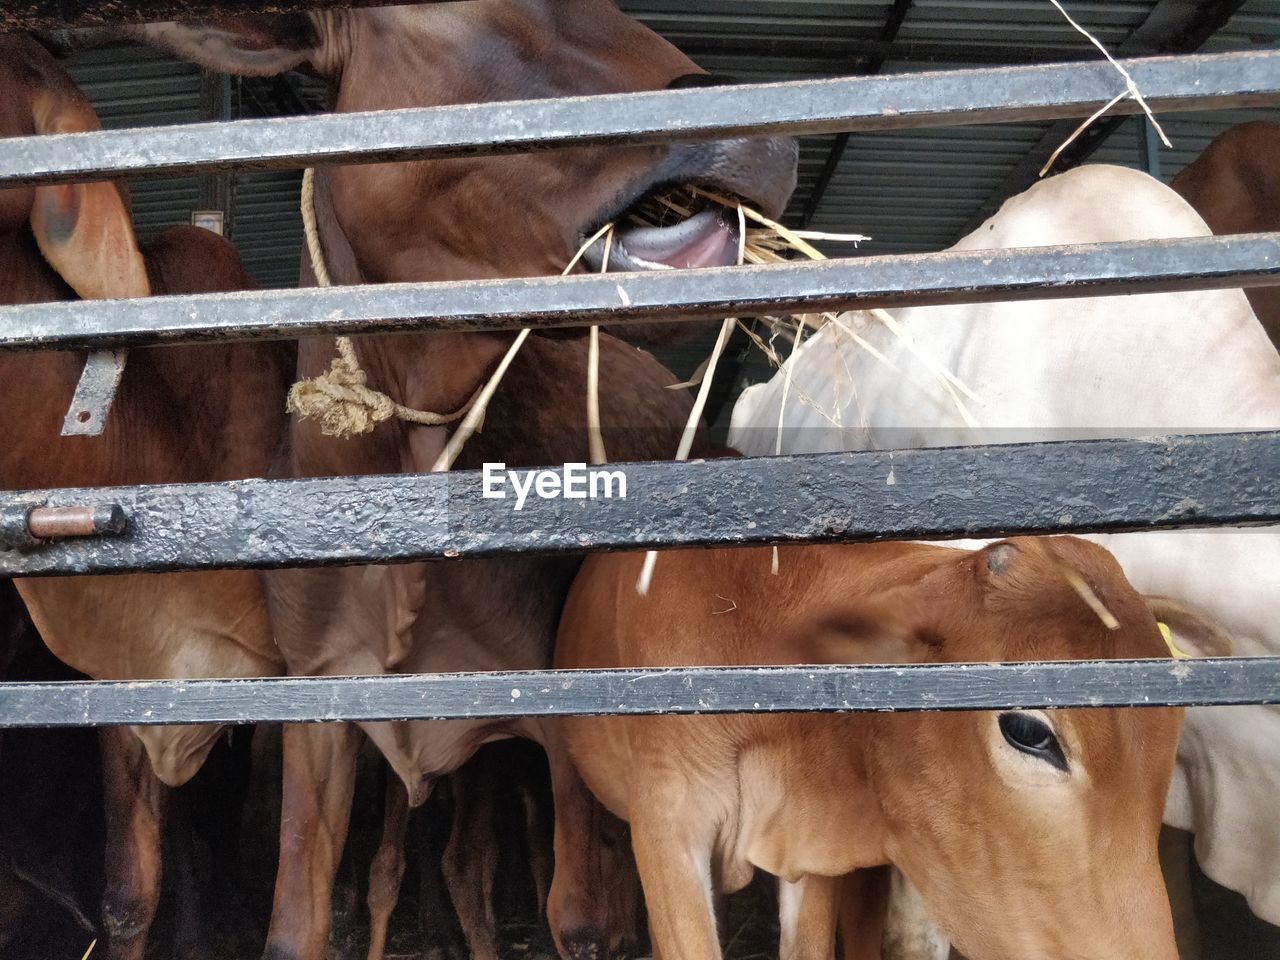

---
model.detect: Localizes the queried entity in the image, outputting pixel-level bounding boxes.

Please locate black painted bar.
[2,234,1278,352]
[0,51,1276,186]
[2,431,1278,576]
[0,658,1272,728]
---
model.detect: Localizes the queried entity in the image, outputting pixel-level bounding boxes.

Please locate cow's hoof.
[559,927,609,960]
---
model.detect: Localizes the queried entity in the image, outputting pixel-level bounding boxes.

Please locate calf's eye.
[998,712,1069,772]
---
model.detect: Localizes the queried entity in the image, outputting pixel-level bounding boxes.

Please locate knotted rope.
[287,167,479,438]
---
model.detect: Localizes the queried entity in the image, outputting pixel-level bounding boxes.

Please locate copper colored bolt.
[25,504,127,539]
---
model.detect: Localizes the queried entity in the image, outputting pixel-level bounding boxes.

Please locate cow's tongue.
[586,208,739,272]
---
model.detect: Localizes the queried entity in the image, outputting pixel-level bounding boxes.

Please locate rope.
[287,167,478,438]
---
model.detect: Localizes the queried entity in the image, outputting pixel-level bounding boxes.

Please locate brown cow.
[1172,120,1280,350]
[0,33,293,959]
[118,3,797,959]
[557,538,1186,960]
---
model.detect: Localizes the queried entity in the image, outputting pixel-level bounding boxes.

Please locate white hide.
[728,166,1280,931]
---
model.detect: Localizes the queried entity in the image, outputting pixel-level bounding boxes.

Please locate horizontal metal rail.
[2,233,1278,352]
[0,658,1274,728]
[0,50,1276,186]
[2,431,1278,576]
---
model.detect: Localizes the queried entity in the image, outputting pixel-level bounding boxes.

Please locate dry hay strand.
[1040,0,1171,176]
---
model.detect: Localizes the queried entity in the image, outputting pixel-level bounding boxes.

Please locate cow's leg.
[520,777,553,917]
[368,767,413,960]
[882,870,950,960]
[779,874,839,960]
[546,733,640,960]
[100,726,168,960]
[169,788,205,958]
[629,802,720,960]
[443,765,501,960]
[835,868,889,960]
[1159,826,1202,960]
[264,721,361,960]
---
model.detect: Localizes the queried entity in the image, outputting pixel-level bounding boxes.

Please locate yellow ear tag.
[1159,622,1189,660]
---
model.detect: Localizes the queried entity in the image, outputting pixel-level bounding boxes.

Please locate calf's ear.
[123,15,323,77]
[28,90,149,301]
[1145,596,1233,660]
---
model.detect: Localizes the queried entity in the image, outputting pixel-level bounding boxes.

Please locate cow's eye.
[998,712,1069,772]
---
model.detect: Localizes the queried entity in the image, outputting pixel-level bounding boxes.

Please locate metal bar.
[1140,116,1164,179]
[0,658,1273,728]
[1,232,1277,353]
[0,51,1277,187]
[2,431,1279,576]
[60,349,126,437]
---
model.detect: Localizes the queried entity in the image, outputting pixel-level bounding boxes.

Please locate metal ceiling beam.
[956,0,1250,238]
[4,50,1273,187]
[1,233,1276,352]
[801,0,915,228]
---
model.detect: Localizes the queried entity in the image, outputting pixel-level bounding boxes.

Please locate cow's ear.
[28,90,149,301]
[124,14,323,77]
[1145,596,1234,660]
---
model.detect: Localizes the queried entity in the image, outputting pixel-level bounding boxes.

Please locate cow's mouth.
[580,187,742,273]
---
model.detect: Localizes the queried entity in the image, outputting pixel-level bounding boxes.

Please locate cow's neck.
[734,715,887,883]
[291,169,529,476]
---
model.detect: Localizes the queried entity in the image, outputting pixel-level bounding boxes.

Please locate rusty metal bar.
[1,233,1277,353]
[1,431,1278,576]
[0,50,1276,187]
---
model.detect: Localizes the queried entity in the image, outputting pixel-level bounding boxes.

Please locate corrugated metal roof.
[47,0,1279,294]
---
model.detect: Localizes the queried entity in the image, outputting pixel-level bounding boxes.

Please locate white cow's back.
[730,165,1280,456]
[728,164,1280,927]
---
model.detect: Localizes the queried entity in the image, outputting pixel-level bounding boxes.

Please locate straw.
[430,221,615,473]
[1041,0,1172,176]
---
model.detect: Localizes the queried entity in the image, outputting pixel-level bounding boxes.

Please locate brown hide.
[0,38,291,786]
[118,4,797,959]
[1172,120,1280,350]
[558,538,1183,960]
[1,219,292,785]
[2,35,292,960]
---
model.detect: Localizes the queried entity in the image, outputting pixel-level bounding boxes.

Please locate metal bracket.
[61,349,127,437]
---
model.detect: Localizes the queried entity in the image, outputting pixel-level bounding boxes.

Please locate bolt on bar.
[2,431,1279,576]
[0,50,1276,186]
[0,658,1274,728]
[1,233,1277,353]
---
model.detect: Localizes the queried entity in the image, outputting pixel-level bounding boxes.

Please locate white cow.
[729,165,1280,952]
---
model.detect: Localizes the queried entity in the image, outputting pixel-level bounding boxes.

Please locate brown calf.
[0,33,292,959]
[1172,120,1280,349]
[558,538,1184,960]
